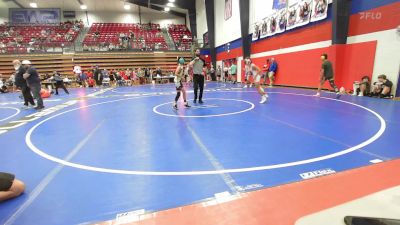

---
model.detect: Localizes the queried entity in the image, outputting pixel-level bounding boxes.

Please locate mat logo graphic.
[235,183,264,191]
[299,168,336,179]
[115,209,145,224]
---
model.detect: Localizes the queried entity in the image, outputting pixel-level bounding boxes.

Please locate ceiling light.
[124,4,131,10]
[80,4,87,10]
[164,7,170,12]
[166,3,174,7]
[168,0,175,2]
[29,2,37,8]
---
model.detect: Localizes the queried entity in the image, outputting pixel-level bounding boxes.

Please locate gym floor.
[0,82,399,225]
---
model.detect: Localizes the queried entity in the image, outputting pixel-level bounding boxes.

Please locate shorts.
[245,72,252,80]
[175,81,183,90]
[0,172,15,191]
[268,71,275,78]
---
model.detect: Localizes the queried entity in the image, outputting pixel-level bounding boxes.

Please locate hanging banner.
[260,19,269,39]
[311,0,328,22]
[276,8,287,33]
[268,12,278,37]
[224,0,232,21]
[273,0,288,10]
[252,23,261,41]
[295,0,312,27]
[286,2,298,30]
[9,8,61,25]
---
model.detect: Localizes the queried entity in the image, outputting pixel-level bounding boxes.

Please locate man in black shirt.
[189,49,207,104]
[22,60,44,110]
[93,66,102,86]
[12,60,35,108]
[0,172,25,202]
[375,74,393,98]
[52,71,69,95]
[315,53,339,97]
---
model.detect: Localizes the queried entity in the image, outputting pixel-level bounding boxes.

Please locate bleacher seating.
[0,21,83,54]
[83,23,169,51]
[168,24,192,51]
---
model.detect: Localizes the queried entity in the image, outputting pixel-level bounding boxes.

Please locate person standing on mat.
[244,57,269,104]
[12,60,35,108]
[189,48,206,104]
[93,66,102,87]
[173,57,191,110]
[0,172,25,202]
[315,53,339,97]
[230,62,237,84]
[52,71,69,95]
[22,60,44,110]
[268,58,278,87]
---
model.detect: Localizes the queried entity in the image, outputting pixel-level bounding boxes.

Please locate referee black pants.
[193,74,204,101]
[21,85,35,106]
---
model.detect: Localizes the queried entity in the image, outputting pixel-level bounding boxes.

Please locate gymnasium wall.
[0,7,185,28]
[214,0,241,47]
[214,0,400,94]
[196,0,208,39]
[75,11,185,27]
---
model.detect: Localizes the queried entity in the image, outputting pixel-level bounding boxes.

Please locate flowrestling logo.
[299,168,336,179]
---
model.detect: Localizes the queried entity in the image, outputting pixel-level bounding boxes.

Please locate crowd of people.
[0,20,83,53]
[73,65,175,88]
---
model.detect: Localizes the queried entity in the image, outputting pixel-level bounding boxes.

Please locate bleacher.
[83,23,169,51]
[0,22,83,54]
[168,24,192,51]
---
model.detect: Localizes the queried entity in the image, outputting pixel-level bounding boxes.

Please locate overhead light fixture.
[124,4,131,10]
[29,2,37,8]
[168,0,175,2]
[166,3,174,7]
[164,7,170,12]
[80,4,87,10]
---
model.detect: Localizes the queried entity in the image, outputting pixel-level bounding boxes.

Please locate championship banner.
[252,23,261,41]
[295,0,312,27]
[276,8,287,34]
[268,12,278,37]
[224,0,232,21]
[260,19,269,39]
[286,2,298,30]
[311,0,328,22]
[273,0,287,10]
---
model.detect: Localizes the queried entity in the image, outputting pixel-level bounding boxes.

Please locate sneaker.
[314,93,321,97]
[243,85,248,88]
[184,103,191,108]
[193,99,197,104]
[34,106,45,110]
[199,100,204,104]
[259,95,268,104]
[173,103,178,110]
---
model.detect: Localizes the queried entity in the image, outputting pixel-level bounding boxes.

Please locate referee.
[189,48,206,104]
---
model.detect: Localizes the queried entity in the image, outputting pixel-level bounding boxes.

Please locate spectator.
[52,71,69,95]
[13,60,35,108]
[88,77,95,88]
[0,78,8,93]
[0,172,25,202]
[216,65,222,82]
[262,59,270,85]
[268,58,278,86]
[371,74,393,98]
[230,63,237,84]
[22,60,44,110]
[353,76,371,97]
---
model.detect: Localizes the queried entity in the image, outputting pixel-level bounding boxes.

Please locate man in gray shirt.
[189,48,206,104]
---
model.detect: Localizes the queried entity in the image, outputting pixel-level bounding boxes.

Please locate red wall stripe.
[348,2,400,36]
[250,41,377,91]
